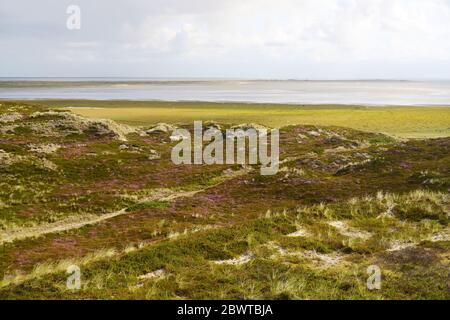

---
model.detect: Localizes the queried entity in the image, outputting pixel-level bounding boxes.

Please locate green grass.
[1,101,449,300]
[15,100,450,139]
[1,193,448,299]
[126,201,170,212]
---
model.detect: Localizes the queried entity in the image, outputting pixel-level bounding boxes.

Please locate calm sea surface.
[1,79,450,105]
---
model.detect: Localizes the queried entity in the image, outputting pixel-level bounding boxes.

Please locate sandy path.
[0,168,251,244]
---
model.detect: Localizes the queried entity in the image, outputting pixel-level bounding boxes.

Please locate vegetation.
[0,101,449,299]
[15,99,450,138]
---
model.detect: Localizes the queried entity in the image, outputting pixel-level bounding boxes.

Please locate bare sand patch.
[213,253,254,265]
[328,220,372,239]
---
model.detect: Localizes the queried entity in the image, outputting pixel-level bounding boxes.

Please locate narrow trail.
[0,168,251,245]
[0,210,127,244]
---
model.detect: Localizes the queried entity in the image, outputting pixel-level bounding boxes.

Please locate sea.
[1,78,450,105]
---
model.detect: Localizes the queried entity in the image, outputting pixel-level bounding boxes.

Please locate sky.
[1,0,450,79]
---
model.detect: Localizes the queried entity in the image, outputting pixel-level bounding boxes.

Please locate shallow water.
[1,79,450,105]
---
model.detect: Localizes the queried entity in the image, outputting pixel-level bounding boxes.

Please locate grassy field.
[0,101,449,300]
[15,100,450,139]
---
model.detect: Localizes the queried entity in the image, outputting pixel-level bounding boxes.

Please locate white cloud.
[1,0,450,78]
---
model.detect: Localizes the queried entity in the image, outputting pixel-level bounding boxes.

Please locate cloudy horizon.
[1,0,450,79]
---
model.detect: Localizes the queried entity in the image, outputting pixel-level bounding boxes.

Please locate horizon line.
[1,77,450,82]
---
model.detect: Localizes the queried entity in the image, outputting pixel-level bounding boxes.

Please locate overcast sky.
[1,0,450,79]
